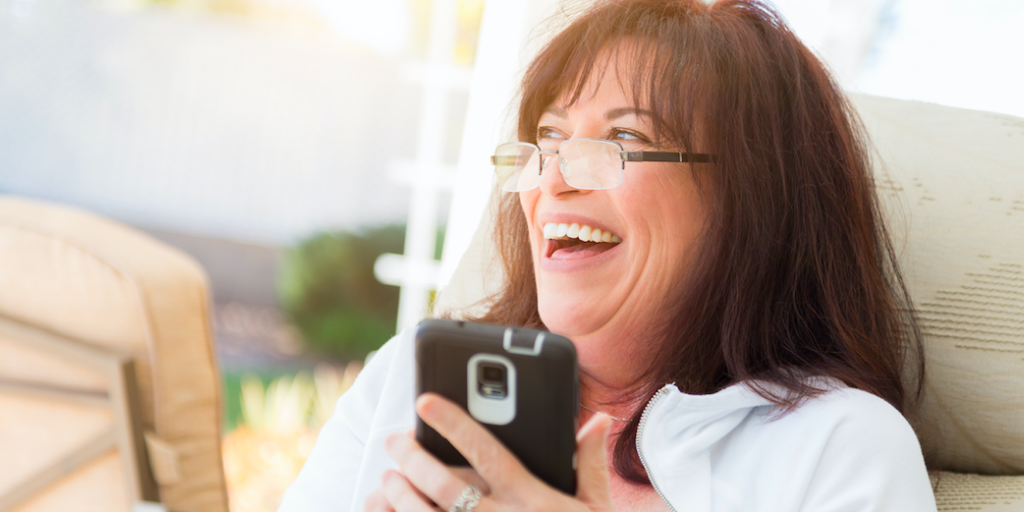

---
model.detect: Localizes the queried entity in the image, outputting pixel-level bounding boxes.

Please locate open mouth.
[542,222,622,260]
[546,238,619,260]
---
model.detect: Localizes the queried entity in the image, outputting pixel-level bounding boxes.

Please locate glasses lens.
[558,140,623,190]
[494,143,540,192]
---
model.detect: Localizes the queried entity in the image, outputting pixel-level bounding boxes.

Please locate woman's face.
[519,56,706,385]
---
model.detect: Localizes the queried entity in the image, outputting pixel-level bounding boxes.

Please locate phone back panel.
[415,319,578,495]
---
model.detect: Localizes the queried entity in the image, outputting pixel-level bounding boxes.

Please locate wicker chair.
[0,196,228,512]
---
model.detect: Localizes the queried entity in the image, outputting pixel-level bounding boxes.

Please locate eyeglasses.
[490,139,712,193]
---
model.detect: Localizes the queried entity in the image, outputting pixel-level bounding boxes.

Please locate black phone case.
[415,319,579,495]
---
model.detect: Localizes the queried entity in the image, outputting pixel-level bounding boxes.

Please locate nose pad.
[539,153,566,182]
[538,151,579,194]
[540,153,557,174]
[558,154,570,179]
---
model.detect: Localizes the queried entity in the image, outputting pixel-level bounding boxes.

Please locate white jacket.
[279,327,937,512]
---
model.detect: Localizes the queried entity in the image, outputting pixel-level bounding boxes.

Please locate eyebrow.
[605,107,654,121]
[541,105,655,121]
[543,106,568,118]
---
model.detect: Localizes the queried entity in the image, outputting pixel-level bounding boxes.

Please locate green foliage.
[277,225,445,359]
[278,225,405,359]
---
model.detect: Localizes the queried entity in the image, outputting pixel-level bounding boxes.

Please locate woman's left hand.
[372,392,615,512]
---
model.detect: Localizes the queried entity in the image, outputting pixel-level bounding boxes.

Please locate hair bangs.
[518,3,710,154]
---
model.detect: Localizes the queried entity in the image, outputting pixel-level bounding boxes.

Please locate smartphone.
[415,319,579,495]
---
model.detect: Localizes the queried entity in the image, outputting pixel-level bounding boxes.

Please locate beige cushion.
[436,95,1024,479]
[0,196,227,512]
[931,471,1024,511]
[851,95,1024,475]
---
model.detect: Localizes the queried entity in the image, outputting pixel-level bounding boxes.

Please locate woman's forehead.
[548,43,655,114]
[544,72,652,121]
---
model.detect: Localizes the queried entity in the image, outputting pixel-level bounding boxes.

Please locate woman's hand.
[363,393,615,512]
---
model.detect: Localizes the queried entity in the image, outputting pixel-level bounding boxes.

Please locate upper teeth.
[543,222,622,243]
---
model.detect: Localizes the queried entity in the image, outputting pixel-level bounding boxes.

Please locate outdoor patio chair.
[434,94,1024,511]
[0,196,228,512]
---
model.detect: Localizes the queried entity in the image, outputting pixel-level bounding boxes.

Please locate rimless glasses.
[491,139,712,193]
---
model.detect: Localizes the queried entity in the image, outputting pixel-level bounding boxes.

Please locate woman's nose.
[537,153,585,197]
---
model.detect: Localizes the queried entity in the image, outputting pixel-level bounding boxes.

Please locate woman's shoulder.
[643,379,935,510]
[746,379,923,463]
[789,378,903,415]
[781,380,919,446]
[721,380,935,510]
[278,327,417,512]
[775,382,937,510]
[334,325,418,432]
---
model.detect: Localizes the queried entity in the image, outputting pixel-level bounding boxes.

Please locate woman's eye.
[610,129,648,143]
[537,127,566,140]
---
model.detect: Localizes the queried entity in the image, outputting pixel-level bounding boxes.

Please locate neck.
[565,320,660,424]
[579,370,644,424]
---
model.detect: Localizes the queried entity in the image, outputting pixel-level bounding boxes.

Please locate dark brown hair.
[467,0,923,482]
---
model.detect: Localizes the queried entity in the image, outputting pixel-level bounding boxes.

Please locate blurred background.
[0,0,1021,510]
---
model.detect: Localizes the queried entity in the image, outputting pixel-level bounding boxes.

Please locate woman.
[280,0,935,510]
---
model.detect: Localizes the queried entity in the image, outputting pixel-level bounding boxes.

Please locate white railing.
[375,0,467,332]
[377,0,564,332]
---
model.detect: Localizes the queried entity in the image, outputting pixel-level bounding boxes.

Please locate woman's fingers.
[574,413,614,510]
[384,433,473,509]
[416,393,530,489]
[380,470,441,512]
[393,394,609,512]
[364,487,396,512]
[449,467,492,496]
[401,429,491,494]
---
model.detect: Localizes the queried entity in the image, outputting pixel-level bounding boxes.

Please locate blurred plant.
[277,225,405,359]
[222,362,362,512]
[278,224,444,359]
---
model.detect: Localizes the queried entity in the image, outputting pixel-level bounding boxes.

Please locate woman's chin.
[538,299,610,338]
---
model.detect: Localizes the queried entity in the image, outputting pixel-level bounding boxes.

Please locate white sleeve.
[277,328,416,512]
[797,393,937,512]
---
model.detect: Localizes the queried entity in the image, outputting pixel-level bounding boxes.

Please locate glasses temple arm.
[621,151,714,163]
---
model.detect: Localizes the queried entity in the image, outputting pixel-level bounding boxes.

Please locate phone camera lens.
[483,366,504,382]
[478,362,508,399]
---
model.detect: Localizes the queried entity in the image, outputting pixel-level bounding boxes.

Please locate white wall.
[0,0,460,245]
[772,0,1024,118]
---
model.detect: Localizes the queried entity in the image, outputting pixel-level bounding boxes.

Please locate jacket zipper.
[636,386,677,512]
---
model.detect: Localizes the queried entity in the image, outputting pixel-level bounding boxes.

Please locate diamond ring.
[448,484,483,512]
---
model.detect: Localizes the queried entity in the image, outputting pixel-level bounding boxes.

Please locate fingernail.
[576,412,611,441]
[385,433,403,450]
[415,395,435,420]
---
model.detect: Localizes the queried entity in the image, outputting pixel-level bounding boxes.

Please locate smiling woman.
[278,1,936,511]
[479,0,929,487]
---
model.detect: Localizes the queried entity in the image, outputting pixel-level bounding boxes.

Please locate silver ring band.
[448,484,482,512]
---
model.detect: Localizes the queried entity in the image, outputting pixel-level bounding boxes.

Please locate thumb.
[575,413,614,509]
